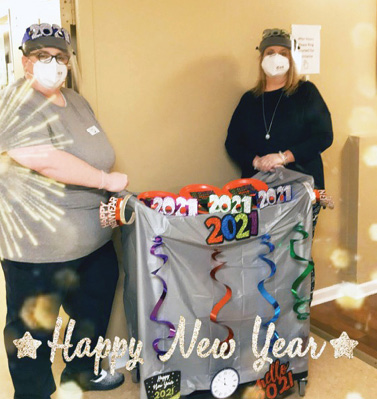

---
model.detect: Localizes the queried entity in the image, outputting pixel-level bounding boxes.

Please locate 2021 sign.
[258,185,292,209]
[205,211,259,245]
[144,371,181,399]
[28,23,71,43]
[256,360,294,399]
[151,197,198,216]
[208,185,292,214]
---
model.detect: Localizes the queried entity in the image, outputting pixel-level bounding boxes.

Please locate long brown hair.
[252,50,301,96]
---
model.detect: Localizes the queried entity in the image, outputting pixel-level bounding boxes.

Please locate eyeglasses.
[29,51,70,65]
[262,29,290,39]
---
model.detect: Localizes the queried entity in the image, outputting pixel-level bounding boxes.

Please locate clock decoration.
[210,367,240,399]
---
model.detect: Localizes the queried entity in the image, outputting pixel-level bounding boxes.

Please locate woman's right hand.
[258,153,283,172]
[102,172,129,192]
[252,155,261,170]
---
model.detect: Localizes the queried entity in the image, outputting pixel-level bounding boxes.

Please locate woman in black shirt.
[225,28,333,191]
[225,28,333,300]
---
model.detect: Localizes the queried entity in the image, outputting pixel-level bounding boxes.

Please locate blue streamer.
[257,234,280,344]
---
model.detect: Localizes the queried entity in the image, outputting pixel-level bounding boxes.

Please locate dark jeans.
[1,241,119,399]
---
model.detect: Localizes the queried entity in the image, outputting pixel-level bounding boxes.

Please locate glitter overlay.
[0,79,71,258]
[16,314,350,377]
[330,332,359,359]
[159,316,236,362]
[13,331,42,359]
[48,317,144,375]
[252,315,326,372]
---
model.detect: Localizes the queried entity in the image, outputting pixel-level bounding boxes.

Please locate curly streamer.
[257,234,280,344]
[149,236,176,358]
[290,223,314,320]
[210,249,234,348]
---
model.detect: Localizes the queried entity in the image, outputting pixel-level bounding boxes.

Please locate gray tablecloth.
[122,168,314,398]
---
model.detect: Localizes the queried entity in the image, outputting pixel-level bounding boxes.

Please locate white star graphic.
[330,331,358,359]
[13,331,42,359]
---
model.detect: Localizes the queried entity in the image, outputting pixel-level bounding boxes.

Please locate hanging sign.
[291,24,321,74]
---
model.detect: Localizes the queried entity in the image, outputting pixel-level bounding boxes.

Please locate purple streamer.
[149,236,176,358]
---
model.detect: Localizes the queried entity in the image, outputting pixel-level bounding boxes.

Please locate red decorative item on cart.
[222,178,268,196]
[179,184,226,214]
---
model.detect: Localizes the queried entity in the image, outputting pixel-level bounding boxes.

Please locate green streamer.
[290,223,314,320]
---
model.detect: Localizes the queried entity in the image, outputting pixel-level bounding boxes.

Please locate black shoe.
[60,368,125,391]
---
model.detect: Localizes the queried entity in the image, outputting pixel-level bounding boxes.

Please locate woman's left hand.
[257,153,284,172]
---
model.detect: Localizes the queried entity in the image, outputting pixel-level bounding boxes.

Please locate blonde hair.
[252,50,301,96]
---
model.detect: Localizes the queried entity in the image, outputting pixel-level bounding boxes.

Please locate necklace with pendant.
[262,91,284,140]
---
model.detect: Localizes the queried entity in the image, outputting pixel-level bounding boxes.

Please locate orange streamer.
[210,249,234,344]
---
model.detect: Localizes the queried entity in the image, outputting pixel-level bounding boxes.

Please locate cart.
[121,168,313,399]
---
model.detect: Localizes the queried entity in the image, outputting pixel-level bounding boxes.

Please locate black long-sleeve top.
[225,81,333,188]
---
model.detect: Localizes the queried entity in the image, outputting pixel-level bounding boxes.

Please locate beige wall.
[75,0,377,292]
[340,135,377,284]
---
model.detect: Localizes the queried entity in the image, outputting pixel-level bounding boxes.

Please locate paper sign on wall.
[291,25,321,74]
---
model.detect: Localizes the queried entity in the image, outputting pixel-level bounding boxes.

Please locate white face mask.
[31,59,68,90]
[261,53,290,77]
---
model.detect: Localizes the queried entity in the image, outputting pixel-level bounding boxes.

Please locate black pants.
[1,241,119,399]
